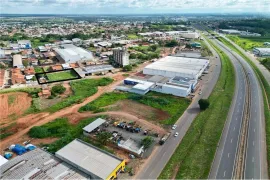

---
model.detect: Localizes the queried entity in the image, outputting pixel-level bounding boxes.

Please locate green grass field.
[159,37,235,179]
[127,34,139,40]
[227,35,270,50]
[46,70,79,81]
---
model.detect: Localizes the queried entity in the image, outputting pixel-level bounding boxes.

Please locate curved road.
[209,38,268,179]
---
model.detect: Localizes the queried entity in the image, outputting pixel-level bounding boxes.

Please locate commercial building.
[54,44,94,63]
[13,54,24,68]
[219,29,241,34]
[118,138,144,157]
[253,48,270,57]
[0,148,88,179]
[138,31,200,39]
[17,40,31,49]
[113,47,129,66]
[55,139,125,180]
[116,77,154,95]
[82,64,115,75]
[143,56,209,80]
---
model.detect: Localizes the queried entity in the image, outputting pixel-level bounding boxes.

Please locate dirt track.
[0,63,152,151]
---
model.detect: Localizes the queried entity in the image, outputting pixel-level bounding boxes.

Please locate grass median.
[159,38,235,179]
[218,36,270,175]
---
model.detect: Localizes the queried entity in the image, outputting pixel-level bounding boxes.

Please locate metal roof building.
[82,65,114,75]
[13,54,24,68]
[253,48,270,57]
[0,148,88,179]
[83,118,106,133]
[143,56,209,80]
[55,139,125,180]
[54,44,94,63]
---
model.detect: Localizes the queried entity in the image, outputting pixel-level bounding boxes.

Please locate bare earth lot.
[0,92,32,125]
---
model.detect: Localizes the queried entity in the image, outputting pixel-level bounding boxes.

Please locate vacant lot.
[227,35,270,50]
[107,99,170,121]
[0,92,32,123]
[46,70,79,81]
[79,92,190,125]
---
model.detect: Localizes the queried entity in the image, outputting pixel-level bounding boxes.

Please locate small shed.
[83,118,106,136]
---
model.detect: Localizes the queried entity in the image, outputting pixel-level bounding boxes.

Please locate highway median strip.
[217,36,270,176]
[158,37,235,179]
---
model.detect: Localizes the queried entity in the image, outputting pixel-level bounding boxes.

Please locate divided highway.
[209,38,268,179]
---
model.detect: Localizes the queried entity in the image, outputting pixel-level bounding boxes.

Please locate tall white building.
[113,47,129,66]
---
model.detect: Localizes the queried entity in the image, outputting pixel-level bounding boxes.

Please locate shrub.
[198,99,210,110]
[123,65,133,71]
[141,136,154,149]
[51,84,66,95]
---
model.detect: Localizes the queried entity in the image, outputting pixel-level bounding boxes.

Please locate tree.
[198,99,210,110]
[96,132,111,145]
[141,136,154,149]
[51,84,66,95]
[165,40,178,47]
[22,60,29,67]
[123,65,132,72]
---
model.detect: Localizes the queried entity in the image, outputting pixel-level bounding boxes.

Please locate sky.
[1,0,270,14]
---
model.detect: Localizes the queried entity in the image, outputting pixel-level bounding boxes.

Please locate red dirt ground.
[0,92,32,124]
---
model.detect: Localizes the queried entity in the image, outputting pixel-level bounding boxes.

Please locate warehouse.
[82,64,115,75]
[0,148,88,179]
[54,44,94,63]
[13,54,24,68]
[55,139,125,180]
[143,56,209,80]
[253,48,270,57]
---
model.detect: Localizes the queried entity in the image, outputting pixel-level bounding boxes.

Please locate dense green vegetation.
[218,19,270,36]
[28,117,104,153]
[46,70,79,81]
[79,91,190,125]
[159,37,235,179]
[0,123,16,140]
[200,40,213,57]
[127,34,139,40]
[261,58,270,71]
[227,35,270,50]
[129,45,160,61]
[34,67,44,73]
[51,84,66,95]
[46,77,113,113]
[217,36,270,175]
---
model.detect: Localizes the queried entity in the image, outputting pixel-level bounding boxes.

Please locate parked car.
[174,132,179,137]
[172,124,177,130]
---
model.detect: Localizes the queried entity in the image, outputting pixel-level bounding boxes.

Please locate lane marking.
[231,138,233,143]
[253,141,255,146]
[252,157,255,163]
[254,129,256,133]
[228,153,230,158]
[233,127,235,131]
[223,171,226,177]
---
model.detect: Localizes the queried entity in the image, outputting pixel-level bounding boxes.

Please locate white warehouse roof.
[13,54,23,68]
[55,44,94,63]
[143,56,209,79]
[55,139,123,180]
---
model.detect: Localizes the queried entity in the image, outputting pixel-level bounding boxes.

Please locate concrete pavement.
[209,38,268,179]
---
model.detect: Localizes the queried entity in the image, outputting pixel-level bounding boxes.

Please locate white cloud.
[1,0,269,13]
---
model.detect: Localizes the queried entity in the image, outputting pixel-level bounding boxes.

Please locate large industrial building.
[253,48,270,57]
[113,47,129,66]
[0,148,88,179]
[54,44,94,63]
[56,139,125,180]
[143,56,209,80]
[13,54,24,68]
[138,31,200,39]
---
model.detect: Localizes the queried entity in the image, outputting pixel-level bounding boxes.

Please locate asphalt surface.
[135,37,221,179]
[209,38,267,179]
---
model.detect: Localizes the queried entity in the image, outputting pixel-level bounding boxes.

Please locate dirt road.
[0,62,151,151]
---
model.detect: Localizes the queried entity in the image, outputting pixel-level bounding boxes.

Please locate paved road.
[209,38,268,179]
[135,37,221,179]
[222,35,270,86]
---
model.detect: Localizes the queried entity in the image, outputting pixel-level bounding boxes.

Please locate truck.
[159,133,171,145]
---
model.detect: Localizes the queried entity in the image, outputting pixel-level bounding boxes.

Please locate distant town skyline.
[1,0,270,14]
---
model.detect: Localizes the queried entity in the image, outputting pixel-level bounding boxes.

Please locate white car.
[199,91,202,95]
[174,132,179,137]
[172,124,177,130]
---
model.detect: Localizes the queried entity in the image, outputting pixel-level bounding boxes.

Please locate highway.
[209,38,268,179]
[135,36,221,179]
